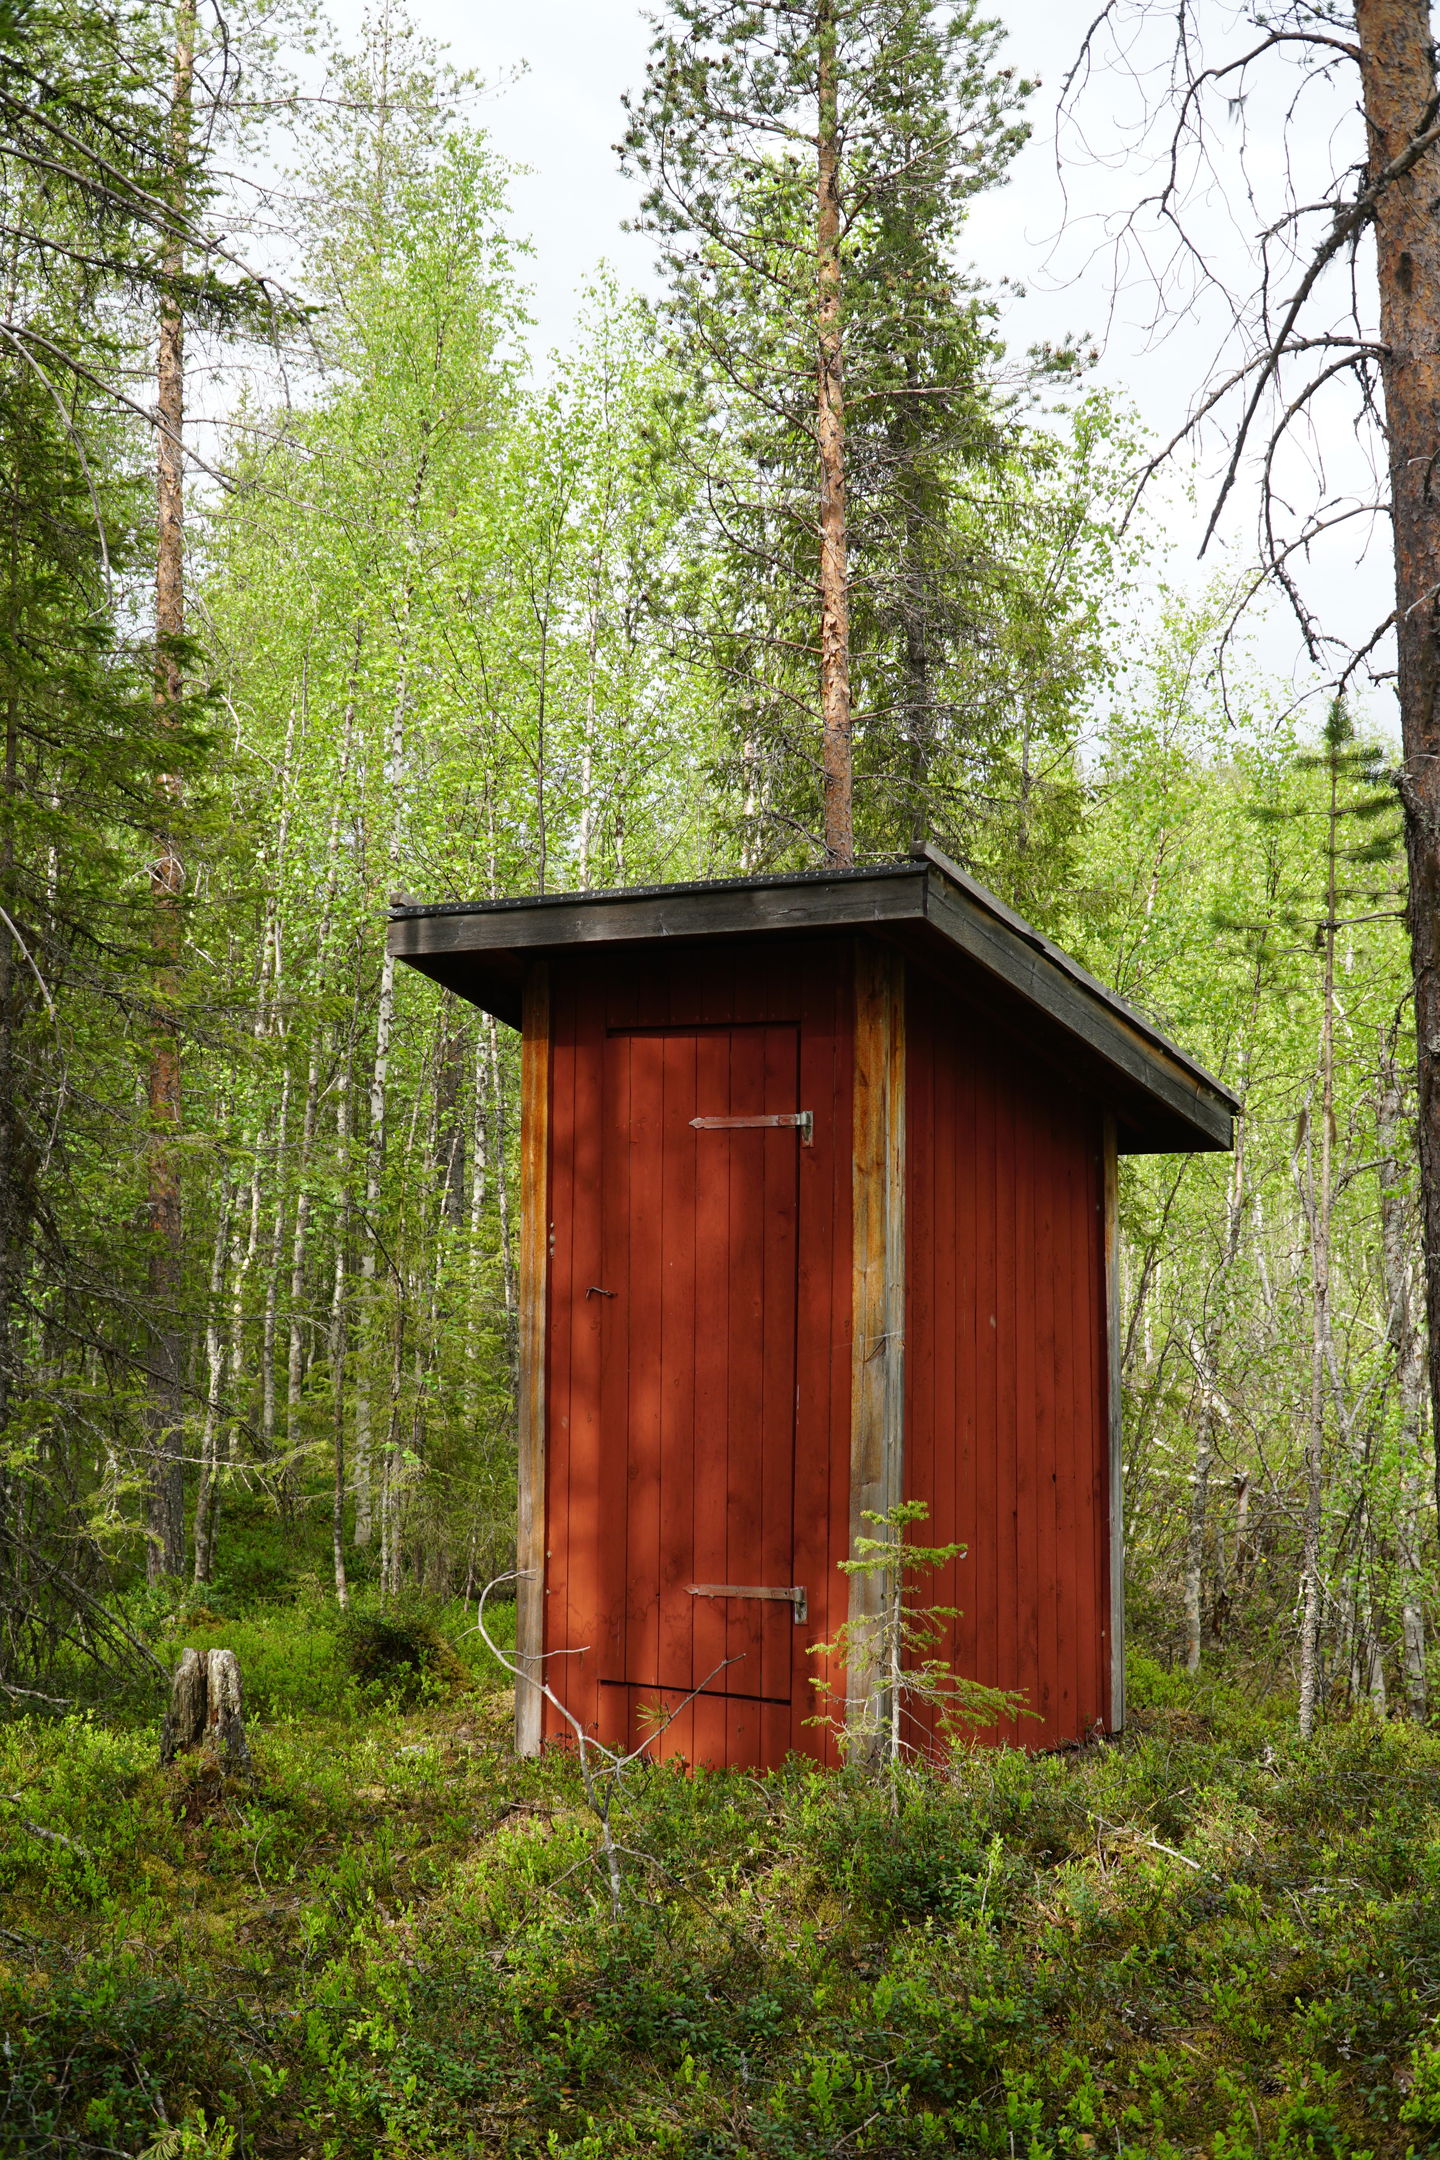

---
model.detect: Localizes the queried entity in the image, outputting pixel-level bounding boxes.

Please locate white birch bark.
[192,1170,233,1584]
[354,656,408,1544]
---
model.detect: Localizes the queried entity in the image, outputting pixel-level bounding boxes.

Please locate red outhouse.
[389,846,1235,1768]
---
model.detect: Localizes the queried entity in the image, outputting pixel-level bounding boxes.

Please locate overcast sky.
[323,0,1394,714]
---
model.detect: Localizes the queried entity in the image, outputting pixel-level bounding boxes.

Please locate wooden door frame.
[847,938,906,1747]
[515,961,551,1757]
[1103,1112,1125,1732]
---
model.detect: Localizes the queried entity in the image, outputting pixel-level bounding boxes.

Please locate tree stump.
[159,1646,250,1771]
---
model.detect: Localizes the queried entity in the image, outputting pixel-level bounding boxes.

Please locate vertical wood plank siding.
[904,968,1112,1749]
[539,939,853,1770]
[528,931,1115,1769]
[514,962,552,1756]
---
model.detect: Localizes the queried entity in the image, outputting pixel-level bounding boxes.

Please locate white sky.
[322,0,1397,718]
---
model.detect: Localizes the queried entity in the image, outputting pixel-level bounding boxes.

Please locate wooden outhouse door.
[596,1021,803,1748]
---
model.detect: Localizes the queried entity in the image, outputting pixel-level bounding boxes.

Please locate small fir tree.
[808,1501,1027,1764]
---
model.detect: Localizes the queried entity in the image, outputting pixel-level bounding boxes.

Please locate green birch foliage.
[198,23,712,1593]
[1067,598,1423,1699]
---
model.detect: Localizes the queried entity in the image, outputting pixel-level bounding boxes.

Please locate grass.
[2,1609,1440,2157]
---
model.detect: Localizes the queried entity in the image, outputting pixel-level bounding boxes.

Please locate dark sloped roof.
[388,843,1238,1155]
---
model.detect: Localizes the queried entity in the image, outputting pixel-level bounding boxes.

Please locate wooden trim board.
[515,961,551,1756]
[387,862,1235,1157]
[848,939,906,1750]
[1103,1113,1125,1732]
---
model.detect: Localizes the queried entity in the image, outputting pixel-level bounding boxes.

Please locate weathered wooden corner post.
[389,846,1236,1771]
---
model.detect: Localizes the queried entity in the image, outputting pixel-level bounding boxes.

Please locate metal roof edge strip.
[387,858,921,921]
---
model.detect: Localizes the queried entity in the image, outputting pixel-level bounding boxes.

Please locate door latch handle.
[688,1583,808,1624]
[690,1112,814,1146]
[584,1286,617,1299]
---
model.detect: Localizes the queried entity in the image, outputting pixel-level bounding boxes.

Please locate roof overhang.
[388,845,1237,1156]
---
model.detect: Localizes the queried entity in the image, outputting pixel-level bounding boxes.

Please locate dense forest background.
[0,0,1426,1729]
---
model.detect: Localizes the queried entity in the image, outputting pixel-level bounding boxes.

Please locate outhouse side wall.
[904,966,1114,1750]
[534,936,858,1770]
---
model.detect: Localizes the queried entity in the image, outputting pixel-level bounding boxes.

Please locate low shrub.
[334,1598,472,1703]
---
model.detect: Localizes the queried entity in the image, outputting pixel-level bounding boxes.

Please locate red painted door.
[596,1022,802,1752]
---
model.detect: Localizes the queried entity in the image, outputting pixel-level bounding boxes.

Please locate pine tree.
[622,0,1097,869]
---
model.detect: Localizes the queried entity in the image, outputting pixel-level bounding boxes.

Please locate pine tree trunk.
[146,0,196,1581]
[816,0,853,865]
[1355,0,1440,1540]
[1377,1030,1429,1717]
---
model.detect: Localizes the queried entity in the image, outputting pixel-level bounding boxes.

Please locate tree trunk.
[145,0,196,1581]
[1355,0,1440,1537]
[259,1062,291,1462]
[1183,1335,1216,1676]
[1183,1109,1246,1673]
[160,1645,250,1771]
[435,1000,466,1228]
[487,1014,517,1329]
[352,946,394,1546]
[226,1139,262,1469]
[283,1046,322,1498]
[283,688,354,1506]
[1377,1027,1429,1717]
[1298,785,1339,1741]
[330,1033,352,1610]
[354,655,409,1543]
[192,1170,233,1583]
[816,0,853,865]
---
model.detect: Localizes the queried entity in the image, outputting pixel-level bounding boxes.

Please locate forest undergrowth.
[4,1536,1440,2160]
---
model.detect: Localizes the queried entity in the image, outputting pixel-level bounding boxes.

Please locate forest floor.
[3,1586,1440,2159]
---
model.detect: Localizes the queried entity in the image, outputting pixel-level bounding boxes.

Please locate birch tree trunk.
[226,1139,262,1468]
[192,1170,233,1583]
[145,0,196,1580]
[487,1014,517,1329]
[1183,1118,1247,1672]
[283,689,353,1502]
[330,1036,352,1609]
[1298,791,1339,1741]
[259,1062,291,1462]
[353,944,393,1547]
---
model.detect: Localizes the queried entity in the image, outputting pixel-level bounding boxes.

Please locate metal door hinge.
[690,1112,813,1145]
[688,1582,808,1624]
